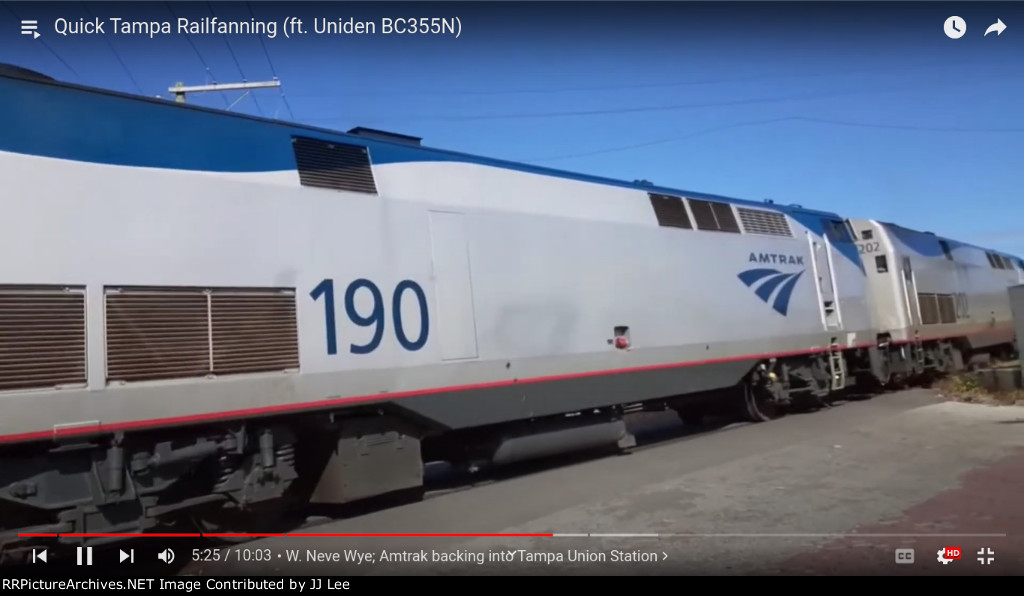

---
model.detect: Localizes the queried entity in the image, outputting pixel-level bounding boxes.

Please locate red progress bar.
[56,536,203,540]
[201,534,287,538]
[19,533,554,538]
[284,536,552,540]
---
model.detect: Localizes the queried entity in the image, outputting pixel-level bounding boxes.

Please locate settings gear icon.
[937,549,953,564]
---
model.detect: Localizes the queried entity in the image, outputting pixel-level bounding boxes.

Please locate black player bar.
[2,577,347,591]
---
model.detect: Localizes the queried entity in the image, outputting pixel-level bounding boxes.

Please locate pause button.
[76,546,93,566]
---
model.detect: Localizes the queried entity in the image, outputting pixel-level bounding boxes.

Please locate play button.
[120,549,134,563]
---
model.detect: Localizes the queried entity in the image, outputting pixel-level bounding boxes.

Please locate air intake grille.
[211,293,300,375]
[105,287,299,383]
[106,290,211,382]
[648,193,692,229]
[918,293,939,325]
[936,294,957,324]
[737,208,793,237]
[688,199,740,233]
[292,136,378,194]
[0,287,86,391]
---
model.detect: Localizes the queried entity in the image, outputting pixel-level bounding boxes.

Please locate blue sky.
[2,1,1022,254]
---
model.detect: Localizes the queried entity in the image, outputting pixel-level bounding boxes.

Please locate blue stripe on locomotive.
[0,71,864,271]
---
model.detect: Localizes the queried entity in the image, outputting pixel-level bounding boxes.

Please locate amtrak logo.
[749,252,804,266]
[737,268,806,316]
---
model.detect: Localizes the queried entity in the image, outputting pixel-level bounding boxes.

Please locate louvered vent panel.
[105,290,210,382]
[689,200,718,231]
[105,287,300,383]
[648,193,692,229]
[293,136,378,194]
[211,291,299,375]
[918,293,939,325]
[710,202,740,233]
[937,294,957,324]
[737,208,793,237]
[0,287,85,391]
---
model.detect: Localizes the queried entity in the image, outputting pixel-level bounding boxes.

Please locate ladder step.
[827,345,846,391]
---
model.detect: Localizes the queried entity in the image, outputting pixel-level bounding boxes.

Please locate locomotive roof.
[881,221,1021,263]
[0,65,1019,264]
[0,64,839,220]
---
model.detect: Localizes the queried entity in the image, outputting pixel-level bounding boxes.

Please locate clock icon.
[944,16,967,39]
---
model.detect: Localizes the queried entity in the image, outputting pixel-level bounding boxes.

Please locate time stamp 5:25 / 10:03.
[193,548,274,562]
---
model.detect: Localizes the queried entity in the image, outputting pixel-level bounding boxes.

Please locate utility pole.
[169,79,281,104]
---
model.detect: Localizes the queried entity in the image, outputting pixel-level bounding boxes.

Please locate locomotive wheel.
[741,383,781,422]
[888,373,909,390]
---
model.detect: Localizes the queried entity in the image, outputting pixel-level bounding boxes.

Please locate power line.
[797,117,1024,134]
[524,118,799,163]
[523,116,1024,163]
[164,1,230,108]
[207,1,262,116]
[82,2,142,94]
[2,3,79,80]
[245,1,294,120]
[286,60,1006,100]
[304,84,920,124]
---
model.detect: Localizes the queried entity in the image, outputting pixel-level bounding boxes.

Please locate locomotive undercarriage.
[0,408,428,564]
[667,337,1012,429]
[0,337,1014,564]
[667,352,855,426]
[0,425,296,562]
[871,337,964,388]
[0,399,639,563]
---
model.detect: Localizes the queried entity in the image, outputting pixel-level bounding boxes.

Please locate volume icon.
[157,548,175,564]
[20,20,40,39]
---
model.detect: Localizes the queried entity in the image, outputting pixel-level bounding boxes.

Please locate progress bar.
[18,533,556,538]
[554,533,1009,538]
[19,532,1008,538]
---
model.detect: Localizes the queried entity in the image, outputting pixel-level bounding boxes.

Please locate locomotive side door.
[428,211,480,361]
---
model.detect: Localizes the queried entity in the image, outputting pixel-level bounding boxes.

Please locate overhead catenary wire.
[207,1,262,116]
[524,116,1024,163]
[245,1,295,120]
[795,117,1024,134]
[524,118,800,163]
[164,1,230,108]
[287,59,996,99]
[303,84,922,124]
[1,3,80,80]
[82,2,143,95]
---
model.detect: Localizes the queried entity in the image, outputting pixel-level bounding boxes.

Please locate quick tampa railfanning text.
[54,17,280,39]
